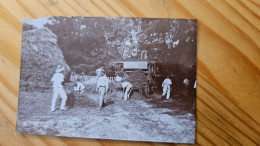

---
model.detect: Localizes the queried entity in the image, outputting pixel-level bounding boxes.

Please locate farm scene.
[16,17,197,143]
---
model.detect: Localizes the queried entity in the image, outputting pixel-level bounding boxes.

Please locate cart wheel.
[143,86,151,97]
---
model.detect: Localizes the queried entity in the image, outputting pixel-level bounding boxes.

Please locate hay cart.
[114,60,162,96]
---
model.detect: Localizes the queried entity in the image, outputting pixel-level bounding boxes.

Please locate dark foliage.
[45,17,197,76]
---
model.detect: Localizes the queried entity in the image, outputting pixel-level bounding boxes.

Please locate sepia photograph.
[16,16,197,144]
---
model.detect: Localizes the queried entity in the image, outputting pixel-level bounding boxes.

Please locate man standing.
[183,78,189,86]
[96,69,109,108]
[96,67,104,77]
[183,78,190,96]
[51,65,68,112]
[162,76,172,100]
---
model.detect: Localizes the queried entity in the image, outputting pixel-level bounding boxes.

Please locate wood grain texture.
[0,0,259,145]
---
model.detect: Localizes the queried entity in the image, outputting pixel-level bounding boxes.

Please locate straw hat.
[56,65,64,73]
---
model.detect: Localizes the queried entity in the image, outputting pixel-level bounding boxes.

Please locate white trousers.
[123,84,132,100]
[98,87,106,108]
[51,87,67,111]
[162,85,171,99]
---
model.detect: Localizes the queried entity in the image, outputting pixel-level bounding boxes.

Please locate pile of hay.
[20,27,70,91]
[123,70,149,89]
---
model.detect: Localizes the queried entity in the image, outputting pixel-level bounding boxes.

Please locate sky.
[23,17,53,28]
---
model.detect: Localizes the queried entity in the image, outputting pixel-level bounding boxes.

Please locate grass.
[16,90,195,143]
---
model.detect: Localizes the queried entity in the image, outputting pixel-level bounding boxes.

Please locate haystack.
[20,27,70,91]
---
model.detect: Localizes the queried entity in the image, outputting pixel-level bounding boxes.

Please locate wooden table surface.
[0,0,259,145]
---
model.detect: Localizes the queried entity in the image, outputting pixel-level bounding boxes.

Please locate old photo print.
[16,16,197,144]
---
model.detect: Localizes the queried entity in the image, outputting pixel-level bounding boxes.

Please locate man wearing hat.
[115,75,133,100]
[96,69,109,108]
[51,65,68,112]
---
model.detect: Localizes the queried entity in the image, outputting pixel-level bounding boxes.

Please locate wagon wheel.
[142,83,152,97]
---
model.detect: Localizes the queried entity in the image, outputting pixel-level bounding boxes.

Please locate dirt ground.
[16,90,195,144]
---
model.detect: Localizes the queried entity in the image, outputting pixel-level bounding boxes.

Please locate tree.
[45,17,197,76]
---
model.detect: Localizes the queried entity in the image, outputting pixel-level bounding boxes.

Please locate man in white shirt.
[96,70,109,108]
[183,78,190,97]
[74,78,85,94]
[51,65,68,112]
[96,67,104,77]
[121,81,133,100]
[162,76,172,99]
[115,75,133,100]
[183,78,189,86]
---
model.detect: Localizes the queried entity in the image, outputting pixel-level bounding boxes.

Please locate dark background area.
[44,17,197,76]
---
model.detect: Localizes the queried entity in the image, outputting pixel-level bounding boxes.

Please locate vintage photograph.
[16,16,197,144]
